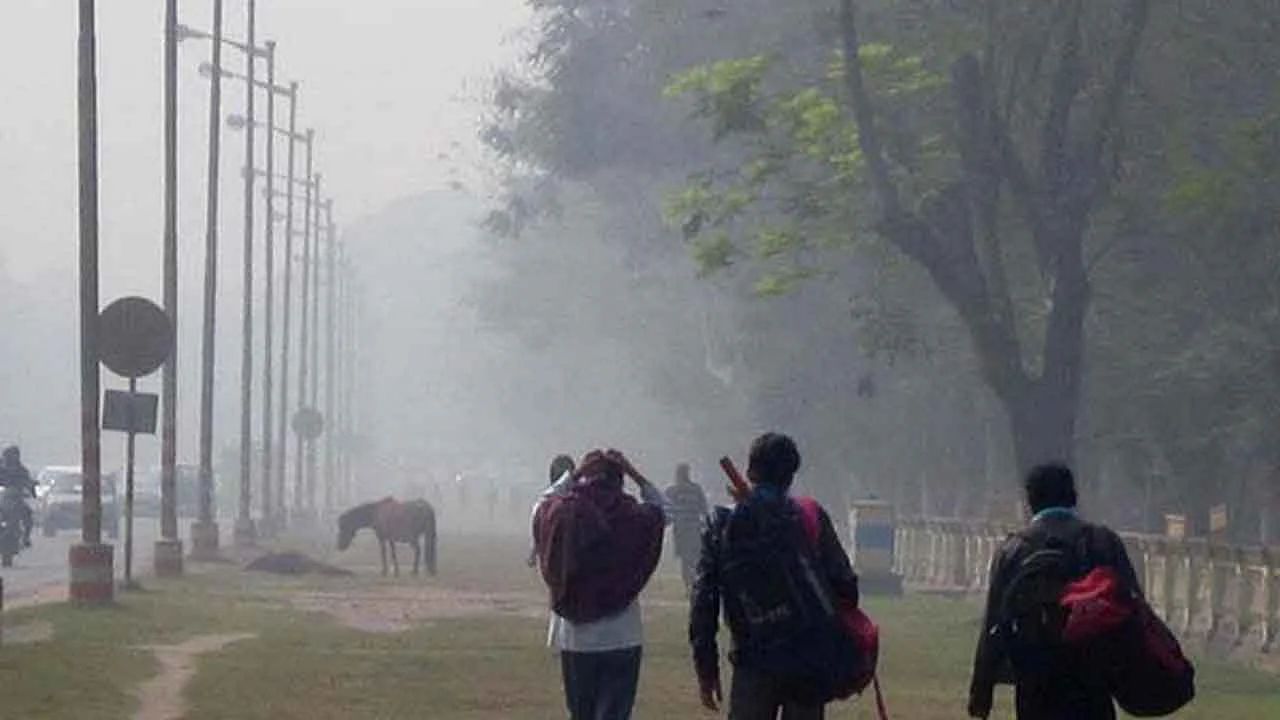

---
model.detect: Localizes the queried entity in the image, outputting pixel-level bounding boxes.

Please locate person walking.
[664,462,709,592]
[689,433,860,720]
[533,449,667,720]
[968,463,1142,720]
[528,454,575,568]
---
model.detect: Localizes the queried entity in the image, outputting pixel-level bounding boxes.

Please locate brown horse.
[337,497,437,576]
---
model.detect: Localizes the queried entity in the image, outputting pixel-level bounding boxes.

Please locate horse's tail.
[424,502,438,576]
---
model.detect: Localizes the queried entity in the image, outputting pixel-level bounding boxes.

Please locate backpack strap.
[793,496,821,548]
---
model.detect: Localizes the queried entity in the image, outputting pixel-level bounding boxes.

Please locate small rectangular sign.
[102,390,158,434]
[1210,504,1229,534]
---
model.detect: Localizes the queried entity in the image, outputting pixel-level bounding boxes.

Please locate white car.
[37,466,119,539]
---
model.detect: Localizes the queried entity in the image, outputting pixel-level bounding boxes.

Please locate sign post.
[98,297,172,591]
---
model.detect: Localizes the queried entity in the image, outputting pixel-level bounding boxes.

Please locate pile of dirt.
[244,551,353,576]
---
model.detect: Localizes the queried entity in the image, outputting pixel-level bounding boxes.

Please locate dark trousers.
[1015,681,1116,720]
[560,647,642,720]
[728,665,825,720]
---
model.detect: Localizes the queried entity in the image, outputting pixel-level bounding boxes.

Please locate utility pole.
[259,40,277,537]
[334,244,347,509]
[234,0,258,548]
[71,0,113,605]
[156,0,184,577]
[323,206,336,517]
[293,143,314,520]
[276,82,299,530]
[192,0,225,561]
[306,186,323,515]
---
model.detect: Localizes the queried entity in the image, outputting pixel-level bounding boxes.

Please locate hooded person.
[0,445,36,547]
[532,449,668,720]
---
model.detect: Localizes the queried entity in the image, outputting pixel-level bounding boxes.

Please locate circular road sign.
[98,297,173,378]
[292,408,325,440]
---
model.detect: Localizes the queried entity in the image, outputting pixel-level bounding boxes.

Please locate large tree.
[670,0,1153,472]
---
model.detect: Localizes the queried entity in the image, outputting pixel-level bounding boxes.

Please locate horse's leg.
[427,514,438,576]
[389,541,400,577]
[412,536,421,576]
[379,537,388,576]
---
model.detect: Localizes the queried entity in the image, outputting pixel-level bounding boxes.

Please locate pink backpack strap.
[793,496,821,547]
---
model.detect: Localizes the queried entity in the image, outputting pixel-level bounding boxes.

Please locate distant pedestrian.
[664,463,709,592]
[968,463,1142,720]
[533,449,667,720]
[690,433,861,719]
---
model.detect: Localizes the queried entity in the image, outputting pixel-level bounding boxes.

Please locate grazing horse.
[337,497,437,576]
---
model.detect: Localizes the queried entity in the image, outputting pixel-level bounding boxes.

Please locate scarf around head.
[533,473,665,623]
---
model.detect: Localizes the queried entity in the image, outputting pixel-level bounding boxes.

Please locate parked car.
[37,466,119,539]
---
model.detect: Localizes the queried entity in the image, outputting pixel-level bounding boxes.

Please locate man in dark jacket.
[664,463,709,592]
[968,463,1141,720]
[0,445,37,546]
[689,433,859,720]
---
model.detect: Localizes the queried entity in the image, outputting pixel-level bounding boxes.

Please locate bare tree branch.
[837,0,902,221]
[1084,0,1153,204]
[1040,0,1084,199]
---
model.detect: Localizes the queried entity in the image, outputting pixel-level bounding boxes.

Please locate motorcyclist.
[0,445,37,547]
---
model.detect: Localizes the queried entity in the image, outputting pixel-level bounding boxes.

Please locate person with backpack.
[532,449,667,720]
[689,433,861,720]
[664,462,709,593]
[968,463,1142,720]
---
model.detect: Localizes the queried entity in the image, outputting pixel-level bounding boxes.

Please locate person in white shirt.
[532,449,668,720]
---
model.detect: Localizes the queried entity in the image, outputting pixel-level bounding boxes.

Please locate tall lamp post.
[323,206,338,517]
[192,0,226,561]
[233,0,259,548]
[156,0,184,577]
[294,158,317,520]
[70,0,113,605]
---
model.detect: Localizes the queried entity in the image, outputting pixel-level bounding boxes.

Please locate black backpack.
[717,502,861,704]
[997,530,1092,677]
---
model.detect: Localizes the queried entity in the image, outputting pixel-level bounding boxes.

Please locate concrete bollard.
[154,538,184,577]
[849,500,903,595]
[189,520,221,561]
[69,542,115,605]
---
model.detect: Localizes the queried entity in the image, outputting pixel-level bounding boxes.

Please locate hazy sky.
[0,0,529,287]
[0,1,529,466]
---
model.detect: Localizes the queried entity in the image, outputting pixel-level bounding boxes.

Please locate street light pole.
[192,0,225,561]
[306,184,323,516]
[323,206,336,517]
[276,82,299,529]
[71,0,113,605]
[293,144,314,520]
[259,40,277,537]
[234,0,258,548]
[334,244,347,509]
[156,0,184,577]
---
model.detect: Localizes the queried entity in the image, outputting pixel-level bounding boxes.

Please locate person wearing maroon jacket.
[533,449,667,720]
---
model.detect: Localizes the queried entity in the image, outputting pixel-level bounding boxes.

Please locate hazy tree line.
[471,0,1280,542]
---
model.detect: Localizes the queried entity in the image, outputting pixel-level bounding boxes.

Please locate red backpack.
[793,497,888,718]
[1060,566,1195,717]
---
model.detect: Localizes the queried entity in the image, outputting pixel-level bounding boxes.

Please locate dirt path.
[288,585,545,633]
[134,633,256,720]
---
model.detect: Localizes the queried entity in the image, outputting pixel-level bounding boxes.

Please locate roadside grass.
[0,534,1276,719]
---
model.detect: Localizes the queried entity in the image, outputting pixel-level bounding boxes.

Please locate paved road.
[0,518,193,606]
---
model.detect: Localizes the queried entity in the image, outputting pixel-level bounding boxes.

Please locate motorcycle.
[0,496,27,567]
